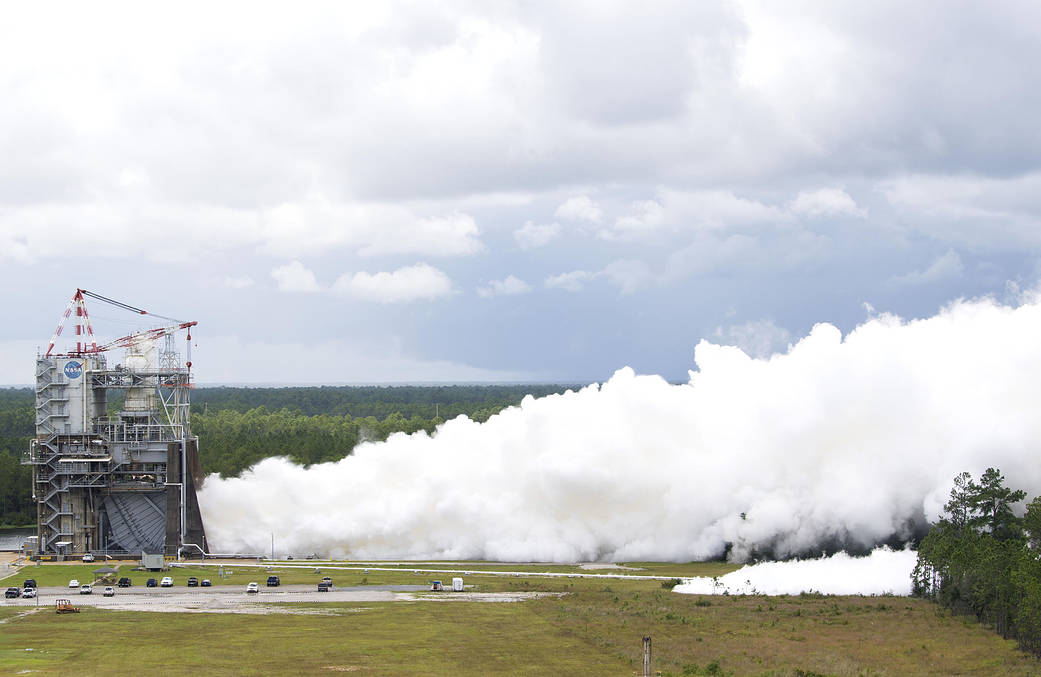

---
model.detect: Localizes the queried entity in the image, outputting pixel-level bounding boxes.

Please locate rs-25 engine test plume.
[198,293,1041,562]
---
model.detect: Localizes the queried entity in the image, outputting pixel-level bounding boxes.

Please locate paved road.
[0,584,556,614]
[1,584,432,611]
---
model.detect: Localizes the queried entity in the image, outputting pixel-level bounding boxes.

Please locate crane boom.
[45,289,196,360]
[96,321,198,353]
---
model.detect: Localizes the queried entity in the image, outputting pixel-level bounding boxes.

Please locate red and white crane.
[45,289,196,370]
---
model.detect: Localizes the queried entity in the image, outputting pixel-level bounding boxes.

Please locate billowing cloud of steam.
[197,294,1041,562]
[674,547,917,596]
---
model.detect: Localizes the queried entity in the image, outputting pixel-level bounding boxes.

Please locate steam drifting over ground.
[198,294,1041,562]
[673,547,917,596]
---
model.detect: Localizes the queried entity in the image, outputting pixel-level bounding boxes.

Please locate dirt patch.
[0,608,40,624]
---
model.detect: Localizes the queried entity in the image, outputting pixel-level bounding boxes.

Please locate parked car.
[317,582,330,592]
[68,579,80,589]
[82,553,95,563]
[160,577,173,587]
[200,579,212,587]
[117,577,132,588]
[22,579,37,589]
[146,578,158,588]
[21,588,36,599]
[4,587,19,598]
[103,587,115,597]
[79,584,92,595]
[266,575,280,587]
[246,582,259,593]
[187,577,199,587]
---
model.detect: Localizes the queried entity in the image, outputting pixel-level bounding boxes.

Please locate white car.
[160,576,174,587]
[246,582,259,593]
[103,586,115,597]
[79,584,92,595]
[21,588,36,599]
[68,579,80,588]
[82,553,95,562]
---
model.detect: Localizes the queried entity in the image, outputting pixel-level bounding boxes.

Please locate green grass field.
[2,562,1039,675]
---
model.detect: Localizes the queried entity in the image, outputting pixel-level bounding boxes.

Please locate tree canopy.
[914,468,1041,656]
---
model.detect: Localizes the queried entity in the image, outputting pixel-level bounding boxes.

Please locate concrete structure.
[22,290,207,559]
[141,553,166,570]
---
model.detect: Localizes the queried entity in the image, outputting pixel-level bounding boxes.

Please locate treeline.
[194,407,438,477]
[191,384,577,419]
[0,388,34,526]
[191,384,579,477]
[913,468,1041,656]
[0,384,580,524]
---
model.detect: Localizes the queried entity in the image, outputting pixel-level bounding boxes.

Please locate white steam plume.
[198,294,1041,562]
[673,547,917,596]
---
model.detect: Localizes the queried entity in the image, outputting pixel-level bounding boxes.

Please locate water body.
[0,529,33,551]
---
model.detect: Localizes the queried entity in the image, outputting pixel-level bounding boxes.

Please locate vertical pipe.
[181,441,187,559]
[642,636,651,677]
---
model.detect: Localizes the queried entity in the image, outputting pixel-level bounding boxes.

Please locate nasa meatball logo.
[63,361,82,379]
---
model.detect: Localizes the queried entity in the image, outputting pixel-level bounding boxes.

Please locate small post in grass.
[642,636,651,677]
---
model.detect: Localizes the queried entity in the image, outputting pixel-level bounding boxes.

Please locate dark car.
[4,587,19,598]
[266,576,280,587]
[317,582,330,592]
[200,579,212,587]
[117,577,132,588]
[22,579,37,589]
[187,577,199,587]
[146,578,158,588]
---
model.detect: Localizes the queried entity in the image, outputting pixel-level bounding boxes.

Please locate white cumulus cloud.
[271,261,321,292]
[477,275,532,298]
[545,270,597,292]
[789,187,867,218]
[554,195,603,223]
[605,190,786,241]
[513,221,561,250]
[333,263,453,303]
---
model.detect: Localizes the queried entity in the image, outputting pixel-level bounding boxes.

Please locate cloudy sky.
[2,1,1040,385]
